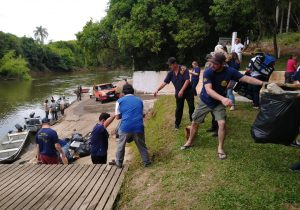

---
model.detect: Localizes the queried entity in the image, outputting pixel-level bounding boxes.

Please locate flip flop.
[180,145,194,150]
[218,152,227,160]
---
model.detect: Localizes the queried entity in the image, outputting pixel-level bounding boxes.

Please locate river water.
[0,70,132,138]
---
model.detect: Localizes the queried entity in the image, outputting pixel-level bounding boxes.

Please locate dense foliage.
[0,51,31,80]
[77,0,300,69]
[0,31,86,79]
[1,0,300,75]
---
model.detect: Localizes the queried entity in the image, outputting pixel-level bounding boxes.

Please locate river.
[0,70,132,138]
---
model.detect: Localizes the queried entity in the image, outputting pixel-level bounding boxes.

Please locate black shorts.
[91,155,107,164]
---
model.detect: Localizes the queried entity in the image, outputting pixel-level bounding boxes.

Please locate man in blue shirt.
[112,84,151,168]
[36,118,66,164]
[190,61,201,96]
[181,53,265,160]
[90,112,115,164]
[154,57,195,129]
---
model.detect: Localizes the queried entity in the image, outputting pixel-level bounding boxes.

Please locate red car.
[93,83,119,103]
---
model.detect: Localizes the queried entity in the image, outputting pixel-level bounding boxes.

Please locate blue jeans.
[227,88,235,105]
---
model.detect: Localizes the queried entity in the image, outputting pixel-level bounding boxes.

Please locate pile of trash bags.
[59,130,91,163]
[251,83,300,145]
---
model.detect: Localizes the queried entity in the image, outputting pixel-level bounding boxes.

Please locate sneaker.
[253,106,259,109]
[175,125,179,130]
[230,106,235,111]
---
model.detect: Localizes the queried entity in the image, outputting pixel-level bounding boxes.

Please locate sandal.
[217,152,227,160]
[180,145,194,150]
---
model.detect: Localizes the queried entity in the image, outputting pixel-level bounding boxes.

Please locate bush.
[0,51,31,80]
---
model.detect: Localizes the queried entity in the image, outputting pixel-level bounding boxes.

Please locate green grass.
[114,96,300,210]
[262,32,300,46]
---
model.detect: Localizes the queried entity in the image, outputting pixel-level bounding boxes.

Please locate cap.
[205,54,213,60]
[41,117,50,124]
[167,57,177,65]
[209,53,226,65]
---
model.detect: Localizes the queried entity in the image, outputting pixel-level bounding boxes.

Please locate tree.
[0,50,31,80]
[33,26,48,44]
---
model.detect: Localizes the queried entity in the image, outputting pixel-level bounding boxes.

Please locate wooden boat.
[0,130,29,163]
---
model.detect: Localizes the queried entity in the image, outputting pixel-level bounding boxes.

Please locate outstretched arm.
[239,75,264,86]
[154,82,167,97]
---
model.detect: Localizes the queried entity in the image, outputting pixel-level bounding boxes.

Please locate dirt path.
[17,81,156,165]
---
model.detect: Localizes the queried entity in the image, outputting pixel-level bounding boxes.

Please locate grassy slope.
[115,96,300,210]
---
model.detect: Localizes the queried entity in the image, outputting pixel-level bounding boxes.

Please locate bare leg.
[183,122,199,146]
[217,120,226,154]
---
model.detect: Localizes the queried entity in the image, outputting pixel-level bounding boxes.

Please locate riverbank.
[115,96,300,210]
[17,80,157,165]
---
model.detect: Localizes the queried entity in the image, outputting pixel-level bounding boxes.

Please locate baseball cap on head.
[209,53,226,65]
[166,57,177,65]
[41,117,50,124]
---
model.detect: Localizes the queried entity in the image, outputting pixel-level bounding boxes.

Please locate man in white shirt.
[231,38,244,62]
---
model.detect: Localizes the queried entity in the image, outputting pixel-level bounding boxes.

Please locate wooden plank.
[104,166,127,210]
[0,164,39,196]
[0,165,50,206]
[0,164,34,192]
[53,165,96,210]
[0,164,24,184]
[9,165,65,210]
[70,164,107,210]
[1,165,59,209]
[96,167,123,210]
[84,166,117,210]
[27,164,78,210]
[0,164,14,174]
[78,165,113,210]
[0,164,37,194]
[0,164,20,179]
[36,165,87,210]
[61,165,102,209]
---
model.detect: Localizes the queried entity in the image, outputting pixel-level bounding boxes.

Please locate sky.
[0,0,109,42]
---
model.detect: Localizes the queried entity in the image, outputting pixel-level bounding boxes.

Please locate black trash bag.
[75,140,91,157]
[251,92,300,145]
[72,133,83,142]
[233,81,253,100]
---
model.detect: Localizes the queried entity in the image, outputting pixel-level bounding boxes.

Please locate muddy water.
[0,70,132,138]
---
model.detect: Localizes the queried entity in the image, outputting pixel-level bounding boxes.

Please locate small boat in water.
[0,124,29,163]
[24,112,42,132]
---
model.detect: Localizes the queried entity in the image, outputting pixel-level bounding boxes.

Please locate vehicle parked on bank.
[93,83,119,103]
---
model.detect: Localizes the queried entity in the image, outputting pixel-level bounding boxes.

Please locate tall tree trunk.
[273,1,278,58]
[286,0,292,33]
[280,9,284,33]
[276,1,279,26]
